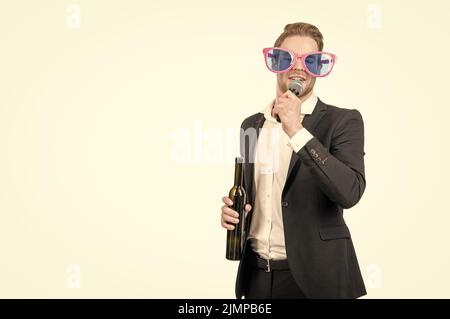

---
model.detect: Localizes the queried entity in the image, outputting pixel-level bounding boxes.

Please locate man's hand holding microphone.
[272,80,305,138]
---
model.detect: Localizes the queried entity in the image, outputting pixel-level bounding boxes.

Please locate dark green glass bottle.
[226,157,247,260]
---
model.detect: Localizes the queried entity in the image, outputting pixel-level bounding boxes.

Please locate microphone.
[275,79,303,123]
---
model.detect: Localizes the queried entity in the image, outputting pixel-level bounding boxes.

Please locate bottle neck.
[234,159,243,187]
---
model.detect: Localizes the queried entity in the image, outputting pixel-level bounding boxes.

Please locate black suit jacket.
[235,97,367,299]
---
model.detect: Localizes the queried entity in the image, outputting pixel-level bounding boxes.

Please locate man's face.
[276,35,319,99]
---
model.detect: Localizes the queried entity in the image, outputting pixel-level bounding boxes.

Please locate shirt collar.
[262,92,318,123]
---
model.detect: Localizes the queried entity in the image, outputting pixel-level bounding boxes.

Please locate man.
[221,22,367,299]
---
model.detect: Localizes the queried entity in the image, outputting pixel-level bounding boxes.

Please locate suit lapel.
[243,114,265,205]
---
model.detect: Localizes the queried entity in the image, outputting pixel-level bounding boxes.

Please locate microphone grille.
[288,80,303,97]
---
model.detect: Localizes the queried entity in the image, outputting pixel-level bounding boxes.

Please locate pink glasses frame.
[262,47,338,77]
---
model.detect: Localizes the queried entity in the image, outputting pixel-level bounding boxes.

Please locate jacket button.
[281,201,289,207]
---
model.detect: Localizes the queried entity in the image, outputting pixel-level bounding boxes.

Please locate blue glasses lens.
[305,53,333,76]
[266,49,292,72]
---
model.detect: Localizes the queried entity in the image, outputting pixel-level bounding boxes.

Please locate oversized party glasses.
[262,47,337,77]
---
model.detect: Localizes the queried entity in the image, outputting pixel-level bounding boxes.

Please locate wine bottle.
[226,157,247,261]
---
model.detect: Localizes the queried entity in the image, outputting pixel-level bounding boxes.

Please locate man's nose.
[292,56,304,71]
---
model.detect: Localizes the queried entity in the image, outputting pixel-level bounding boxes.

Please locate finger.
[222,219,235,230]
[275,99,288,108]
[221,204,230,213]
[284,90,294,97]
[223,206,239,218]
[244,204,252,217]
[285,90,299,100]
[223,213,239,224]
[221,217,235,230]
[272,104,283,113]
[222,196,233,206]
[285,88,298,96]
[272,105,283,118]
[271,108,278,118]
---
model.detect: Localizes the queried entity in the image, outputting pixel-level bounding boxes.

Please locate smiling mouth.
[288,76,306,82]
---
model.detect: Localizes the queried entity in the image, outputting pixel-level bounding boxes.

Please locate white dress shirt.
[247,93,318,260]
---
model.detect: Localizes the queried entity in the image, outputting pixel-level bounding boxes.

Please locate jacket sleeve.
[295,109,366,209]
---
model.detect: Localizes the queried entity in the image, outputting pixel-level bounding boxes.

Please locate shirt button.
[281,201,289,207]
